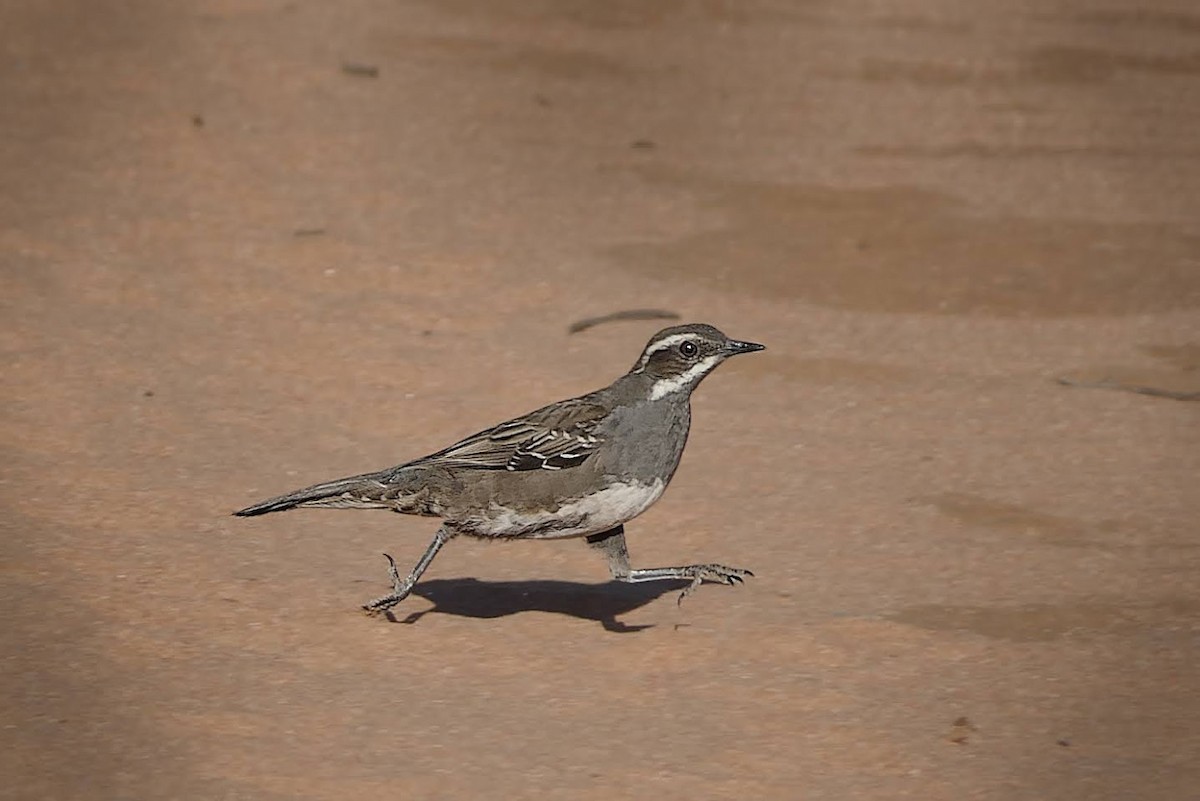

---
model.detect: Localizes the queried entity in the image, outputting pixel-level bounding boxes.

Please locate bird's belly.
[470,478,666,540]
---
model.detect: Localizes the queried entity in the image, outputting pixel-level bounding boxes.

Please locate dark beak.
[725,339,766,355]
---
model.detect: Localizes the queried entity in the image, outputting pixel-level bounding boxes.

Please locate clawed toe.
[674,563,754,604]
[703,564,754,583]
[382,553,401,584]
[362,553,413,614]
[362,595,401,615]
[677,576,704,605]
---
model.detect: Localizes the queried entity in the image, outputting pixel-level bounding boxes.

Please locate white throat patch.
[648,354,722,400]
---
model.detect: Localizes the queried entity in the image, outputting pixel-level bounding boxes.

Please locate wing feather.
[412,397,607,472]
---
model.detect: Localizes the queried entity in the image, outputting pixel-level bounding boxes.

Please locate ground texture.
[2,1,1198,799]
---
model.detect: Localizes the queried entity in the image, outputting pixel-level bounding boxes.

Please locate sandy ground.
[2,1,1198,798]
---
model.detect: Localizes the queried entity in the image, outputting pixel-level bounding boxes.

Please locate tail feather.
[233,472,387,517]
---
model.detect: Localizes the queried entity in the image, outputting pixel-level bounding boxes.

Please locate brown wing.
[413,398,607,472]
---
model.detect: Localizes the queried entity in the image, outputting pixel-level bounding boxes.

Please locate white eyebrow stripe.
[633,333,697,372]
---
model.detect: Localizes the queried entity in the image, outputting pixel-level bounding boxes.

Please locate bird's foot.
[625,563,754,603]
[677,564,754,604]
[361,553,415,615]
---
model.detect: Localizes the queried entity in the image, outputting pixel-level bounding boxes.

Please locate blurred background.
[2,1,1197,799]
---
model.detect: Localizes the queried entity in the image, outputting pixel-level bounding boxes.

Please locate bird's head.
[630,323,765,400]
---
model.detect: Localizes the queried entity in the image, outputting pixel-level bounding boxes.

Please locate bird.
[233,323,765,614]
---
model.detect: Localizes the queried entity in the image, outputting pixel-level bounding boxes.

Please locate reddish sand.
[2,2,1197,799]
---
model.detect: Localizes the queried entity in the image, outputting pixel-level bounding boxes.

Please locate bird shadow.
[387,577,691,632]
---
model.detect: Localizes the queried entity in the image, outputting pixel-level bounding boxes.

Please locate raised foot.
[361,553,414,615]
[677,564,754,604]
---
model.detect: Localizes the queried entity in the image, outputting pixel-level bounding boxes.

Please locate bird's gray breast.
[593,396,691,486]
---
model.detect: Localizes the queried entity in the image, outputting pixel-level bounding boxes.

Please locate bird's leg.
[585,526,753,604]
[363,525,452,614]
[586,525,632,578]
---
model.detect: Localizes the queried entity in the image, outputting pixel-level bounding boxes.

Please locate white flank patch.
[648,354,722,400]
[484,479,666,539]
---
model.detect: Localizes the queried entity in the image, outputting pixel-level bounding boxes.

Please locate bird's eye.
[678,341,699,358]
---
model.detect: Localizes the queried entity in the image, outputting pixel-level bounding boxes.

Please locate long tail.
[232,472,389,516]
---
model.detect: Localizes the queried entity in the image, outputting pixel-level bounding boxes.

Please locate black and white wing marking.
[502,424,601,471]
[415,398,606,472]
